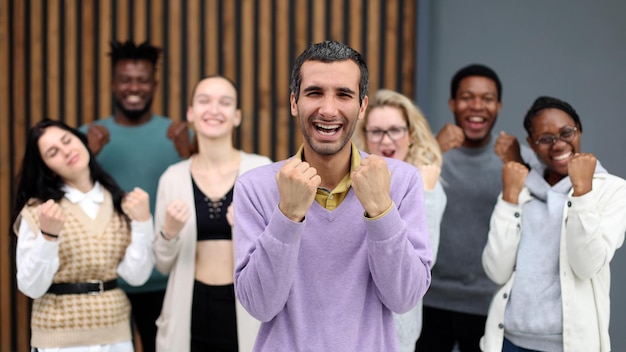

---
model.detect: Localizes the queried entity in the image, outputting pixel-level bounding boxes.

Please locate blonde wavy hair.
[355,89,442,167]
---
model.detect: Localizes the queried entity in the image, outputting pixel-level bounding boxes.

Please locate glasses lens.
[559,127,576,140]
[388,127,407,140]
[366,130,384,142]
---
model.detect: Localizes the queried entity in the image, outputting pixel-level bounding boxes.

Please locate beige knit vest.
[17,191,133,348]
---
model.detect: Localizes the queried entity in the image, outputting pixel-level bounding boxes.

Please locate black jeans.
[416,306,487,352]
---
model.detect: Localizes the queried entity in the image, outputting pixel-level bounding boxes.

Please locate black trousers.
[191,280,238,352]
[416,306,487,352]
[127,290,166,352]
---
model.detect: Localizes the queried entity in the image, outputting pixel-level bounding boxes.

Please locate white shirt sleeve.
[16,218,61,299]
[116,218,155,286]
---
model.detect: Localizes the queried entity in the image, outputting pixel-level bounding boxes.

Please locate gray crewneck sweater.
[425,134,536,315]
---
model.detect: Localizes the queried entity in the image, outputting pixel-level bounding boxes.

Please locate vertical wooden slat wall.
[0,0,418,350]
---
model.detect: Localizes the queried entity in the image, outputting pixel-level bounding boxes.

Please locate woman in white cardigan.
[153,76,272,352]
[481,96,626,352]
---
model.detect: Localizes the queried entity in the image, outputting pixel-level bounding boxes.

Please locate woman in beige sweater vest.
[12,119,155,351]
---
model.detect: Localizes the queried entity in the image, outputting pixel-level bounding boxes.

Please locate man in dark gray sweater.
[416,64,535,352]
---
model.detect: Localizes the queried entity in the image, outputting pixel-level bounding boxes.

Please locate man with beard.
[416,64,536,352]
[80,40,190,352]
[233,41,432,351]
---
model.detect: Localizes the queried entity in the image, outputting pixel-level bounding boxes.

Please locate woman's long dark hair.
[11,119,129,227]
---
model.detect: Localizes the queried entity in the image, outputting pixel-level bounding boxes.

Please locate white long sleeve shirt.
[16,182,155,299]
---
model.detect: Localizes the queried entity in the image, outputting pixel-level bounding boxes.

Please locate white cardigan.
[154,151,272,352]
[481,172,626,352]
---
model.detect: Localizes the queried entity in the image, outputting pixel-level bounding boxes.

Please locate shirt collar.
[63,182,104,204]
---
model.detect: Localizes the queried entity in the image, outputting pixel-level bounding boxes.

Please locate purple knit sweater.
[234,152,432,351]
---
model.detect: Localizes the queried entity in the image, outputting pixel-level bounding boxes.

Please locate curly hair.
[109,40,162,72]
[355,89,442,167]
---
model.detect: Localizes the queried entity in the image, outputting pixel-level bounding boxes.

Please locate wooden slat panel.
[239,0,255,153]
[401,0,416,97]
[98,0,112,120]
[367,0,380,93]
[81,0,95,124]
[331,0,343,41]
[30,0,43,122]
[149,0,164,116]
[384,0,399,89]
[134,0,148,42]
[13,2,30,352]
[312,0,326,43]
[63,0,78,127]
[47,0,61,120]
[167,0,182,120]
[116,0,129,40]
[348,0,363,53]
[274,0,290,160]
[3,0,418,347]
[0,0,12,349]
[222,0,237,81]
[257,0,272,158]
[186,0,201,101]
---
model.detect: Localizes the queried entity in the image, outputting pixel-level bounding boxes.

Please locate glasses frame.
[533,126,578,146]
[364,126,408,143]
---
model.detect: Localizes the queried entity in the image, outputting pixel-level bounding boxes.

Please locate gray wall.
[417,0,626,349]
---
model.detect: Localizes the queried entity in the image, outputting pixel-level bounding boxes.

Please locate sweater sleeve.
[233,178,303,322]
[153,167,184,274]
[364,170,432,314]
[424,180,446,266]
[565,176,626,280]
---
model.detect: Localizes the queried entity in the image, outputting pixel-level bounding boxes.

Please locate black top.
[192,177,233,241]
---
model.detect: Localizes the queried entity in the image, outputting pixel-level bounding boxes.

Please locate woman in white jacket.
[153,76,272,352]
[481,96,626,352]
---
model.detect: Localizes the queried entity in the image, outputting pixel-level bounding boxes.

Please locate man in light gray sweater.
[417,64,535,352]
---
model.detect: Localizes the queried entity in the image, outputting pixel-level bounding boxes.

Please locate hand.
[162,200,190,238]
[167,120,191,158]
[417,164,441,191]
[494,131,523,164]
[122,188,151,222]
[568,153,596,196]
[351,154,392,218]
[38,199,65,240]
[436,123,464,153]
[226,203,235,227]
[501,162,529,204]
[276,158,321,222]
[86,124,110,155]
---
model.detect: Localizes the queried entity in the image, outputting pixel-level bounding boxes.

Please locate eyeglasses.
[364,126,408,142]
[534,126,578,146]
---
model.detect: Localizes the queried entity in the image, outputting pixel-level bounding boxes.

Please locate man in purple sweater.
[233,41,432,351]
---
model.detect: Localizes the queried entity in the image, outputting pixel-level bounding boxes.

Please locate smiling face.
[187,77,241,140]
[527,108,581,185]
[365,106,410,161]
[111,59,157,123]
[449,75,501,148]
[38,126,91,185]
[291,60,367,157]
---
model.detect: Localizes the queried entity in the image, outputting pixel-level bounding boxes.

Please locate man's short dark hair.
[450,64,502,102]
[523,96,583,135]
[290,41,369,105]
[109,40,162,73]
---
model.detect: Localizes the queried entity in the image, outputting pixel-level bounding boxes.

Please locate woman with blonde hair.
[153,75,271,352]
[355,89,446,352]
